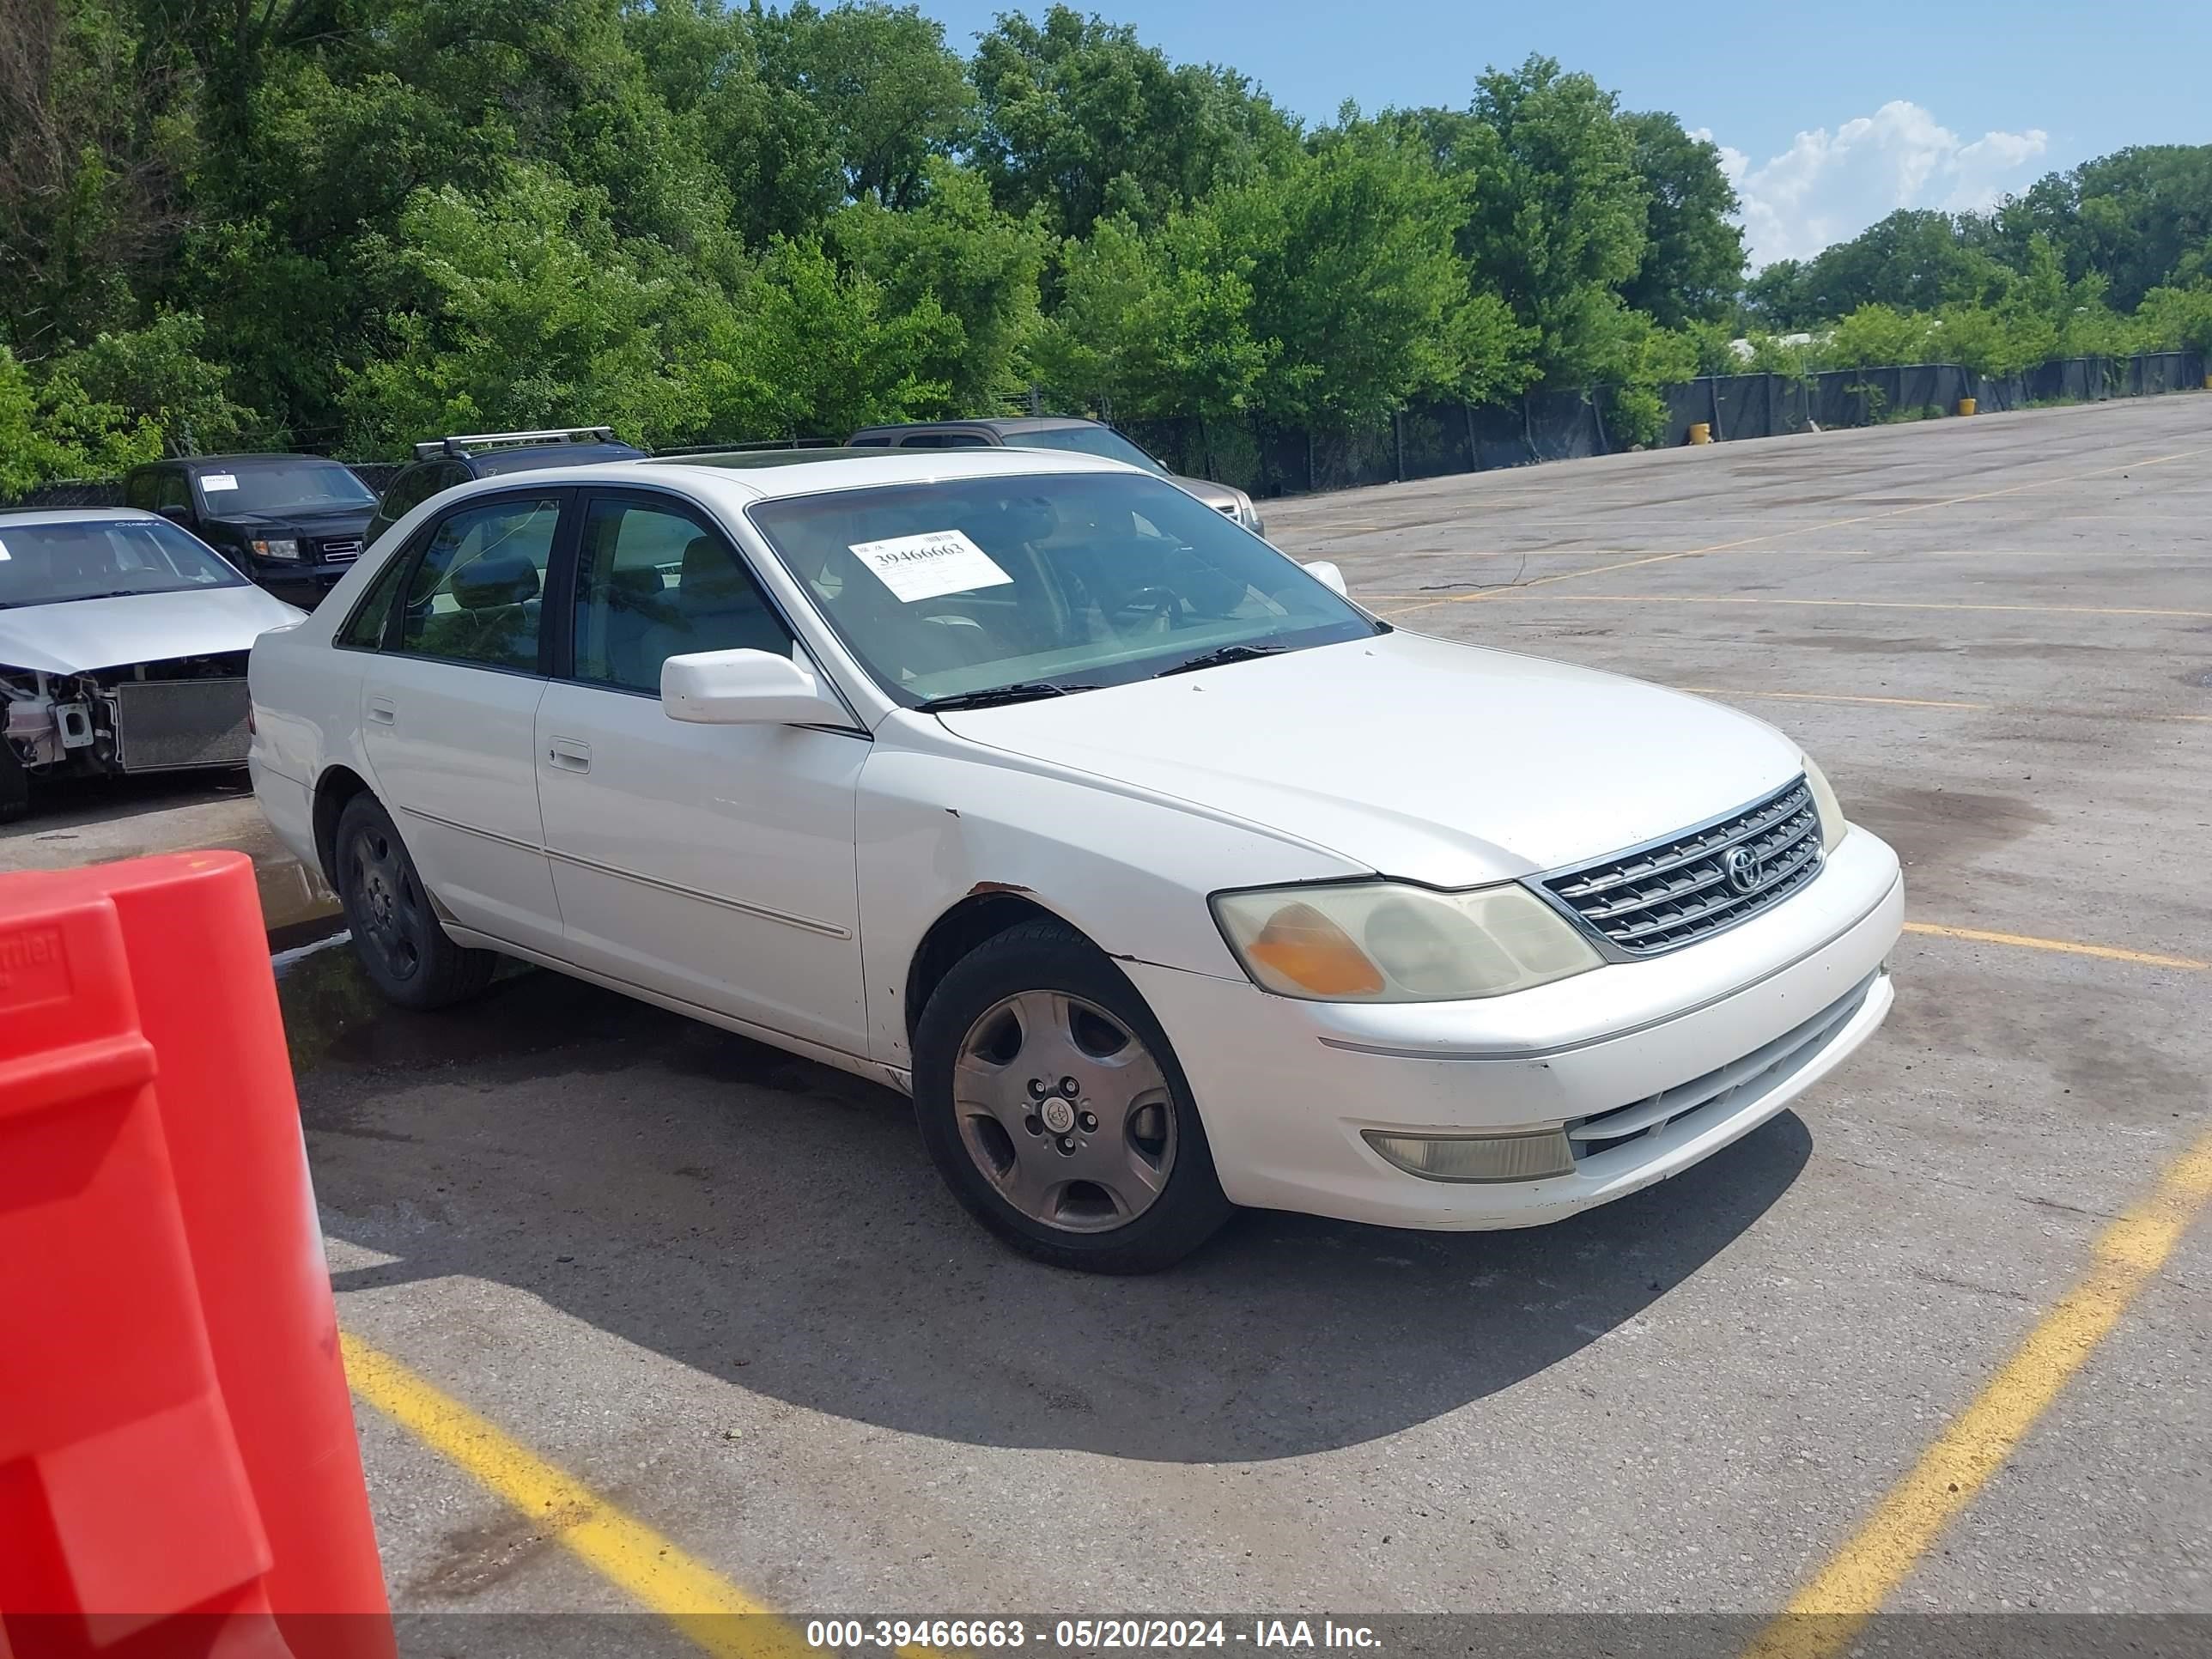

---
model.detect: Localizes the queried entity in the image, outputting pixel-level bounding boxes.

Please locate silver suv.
[847,417,1265,536]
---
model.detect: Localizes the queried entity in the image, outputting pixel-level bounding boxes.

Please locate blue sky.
[916,0,2210,267]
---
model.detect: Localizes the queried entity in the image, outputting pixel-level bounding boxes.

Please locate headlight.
[251,538,301,561]
[1802,754,1848,853]
[1212,880,1601,1002]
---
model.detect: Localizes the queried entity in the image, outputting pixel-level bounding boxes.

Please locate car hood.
[0,585,306,675]
[204,505,377,535]
[1170,474,1245,513]
[933,631,1804,887]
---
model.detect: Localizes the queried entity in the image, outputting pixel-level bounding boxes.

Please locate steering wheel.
[1111,585,1184,633]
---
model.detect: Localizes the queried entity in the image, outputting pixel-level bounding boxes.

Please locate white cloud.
[1698,102,2049,269]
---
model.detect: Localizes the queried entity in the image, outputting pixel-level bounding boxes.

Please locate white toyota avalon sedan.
[248,448,1901,1272]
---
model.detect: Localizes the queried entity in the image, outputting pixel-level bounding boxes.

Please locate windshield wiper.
[916,680,1101,713]
[1152,642,1287,678]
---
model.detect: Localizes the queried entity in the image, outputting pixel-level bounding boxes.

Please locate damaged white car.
[1,509,304,821]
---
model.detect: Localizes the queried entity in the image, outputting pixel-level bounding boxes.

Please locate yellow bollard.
[1687,422,1711,445]
[1957,396,1977,416]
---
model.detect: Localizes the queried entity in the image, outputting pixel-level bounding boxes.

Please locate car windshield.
[1002,426,1169,474]
[197,460,376,516]
[747,472,1377,705]
[0,519,249,607]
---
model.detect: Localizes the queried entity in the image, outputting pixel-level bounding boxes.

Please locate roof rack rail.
[653,437,841,455]
[413,427,617,461]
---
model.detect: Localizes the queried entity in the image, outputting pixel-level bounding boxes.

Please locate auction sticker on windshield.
[202,473,240,492]
[850,529,1012,604]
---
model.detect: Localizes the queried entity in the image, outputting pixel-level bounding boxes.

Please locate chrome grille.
[1567,971,1876,1157]
[1539,779,1822,957]
[319,538,365,563]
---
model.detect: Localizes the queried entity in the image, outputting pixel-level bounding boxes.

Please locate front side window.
[196,460,376,518]
[571,497,793,695]
[899,432,991,449]
[153,471,193,514]
[394,495,560,671]
[0,518,248,608]
[747,472,1377,705]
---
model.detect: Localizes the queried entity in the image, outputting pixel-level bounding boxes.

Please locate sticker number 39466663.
[848,529,1012,604]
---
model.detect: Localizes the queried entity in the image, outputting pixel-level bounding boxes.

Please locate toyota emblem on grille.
[1723,846,1763,894]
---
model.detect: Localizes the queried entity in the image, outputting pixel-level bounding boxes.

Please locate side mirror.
[1303,559,1349,599]
[660,647,847,726]
[156,505,193,526]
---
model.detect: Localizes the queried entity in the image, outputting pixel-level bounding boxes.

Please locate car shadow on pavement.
[295,955,1809,1464]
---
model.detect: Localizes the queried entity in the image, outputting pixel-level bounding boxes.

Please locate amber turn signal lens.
[1243,902,1386,996]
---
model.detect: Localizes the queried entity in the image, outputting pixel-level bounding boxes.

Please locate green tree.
[758,2,972,211]
[1747,210,2009,328]
[831,160,1048,413]
[1617,111,1745,326]
[338,166,714,453]
[1239,117,1531,424]
[1401,56,1649,386]
[1031,204,1270,422]
[970,4,1299,240]
[1983,145,2212,310]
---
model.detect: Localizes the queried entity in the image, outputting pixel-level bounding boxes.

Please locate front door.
[533,490,869,1054]
[359,489,567,954]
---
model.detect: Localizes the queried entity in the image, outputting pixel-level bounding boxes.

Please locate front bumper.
[1128,826,1903,1231]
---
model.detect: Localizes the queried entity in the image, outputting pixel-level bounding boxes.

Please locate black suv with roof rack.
[365,428,646,546]
[123,453,380,606]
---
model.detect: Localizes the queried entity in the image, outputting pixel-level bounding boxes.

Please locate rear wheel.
[333,793,496,1009]
[913,920,1233,1273]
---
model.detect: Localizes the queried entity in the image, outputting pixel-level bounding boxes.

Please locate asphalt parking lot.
[5,395,2207,1639]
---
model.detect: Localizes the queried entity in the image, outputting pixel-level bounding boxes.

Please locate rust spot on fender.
[967,880,1034,897]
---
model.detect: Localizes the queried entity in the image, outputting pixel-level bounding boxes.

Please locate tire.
[0,744,27,824]
[913,919,1234,1273]
[332,793,497,1010]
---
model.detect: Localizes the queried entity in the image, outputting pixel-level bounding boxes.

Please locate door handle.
[546,737,592,774]
[367,696,397,726]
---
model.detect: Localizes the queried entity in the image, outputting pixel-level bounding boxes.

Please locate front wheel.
[333,793,497,1009]
[0,744,28,823]
[912,920,1233,1273]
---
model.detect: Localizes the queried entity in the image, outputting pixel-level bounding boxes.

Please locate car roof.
[464,442,647,476]
[162,453,358,471]
[451,447,1144,509]
[0,507,170,528]
[850,416,1103,438]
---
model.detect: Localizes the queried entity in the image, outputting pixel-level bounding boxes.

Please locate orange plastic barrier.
[0,854,391,1659]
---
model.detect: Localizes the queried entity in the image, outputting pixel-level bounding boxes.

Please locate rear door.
[357,488,570,953]
[532,488,870,1052]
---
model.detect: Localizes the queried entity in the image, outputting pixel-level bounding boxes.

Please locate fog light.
[1362,1127,1575,1183]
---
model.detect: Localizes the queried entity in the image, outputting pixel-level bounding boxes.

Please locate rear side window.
[394,495,562,672]
[899,432,991,449]
[334,553,411,650]
[370,464,443,535]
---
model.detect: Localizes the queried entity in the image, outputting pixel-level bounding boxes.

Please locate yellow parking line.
[1674,686,2212,723]
[1674,686,1990,711]
[1746,1126,2212,1659]
[340,1334,804,1658]
[1901,921,2208,970]
[1534,595,2212,621]
[1375,443,2210,620]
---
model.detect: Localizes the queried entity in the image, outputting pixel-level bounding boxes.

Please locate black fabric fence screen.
[1118,349,2207,501]
[5,354,2204,510]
